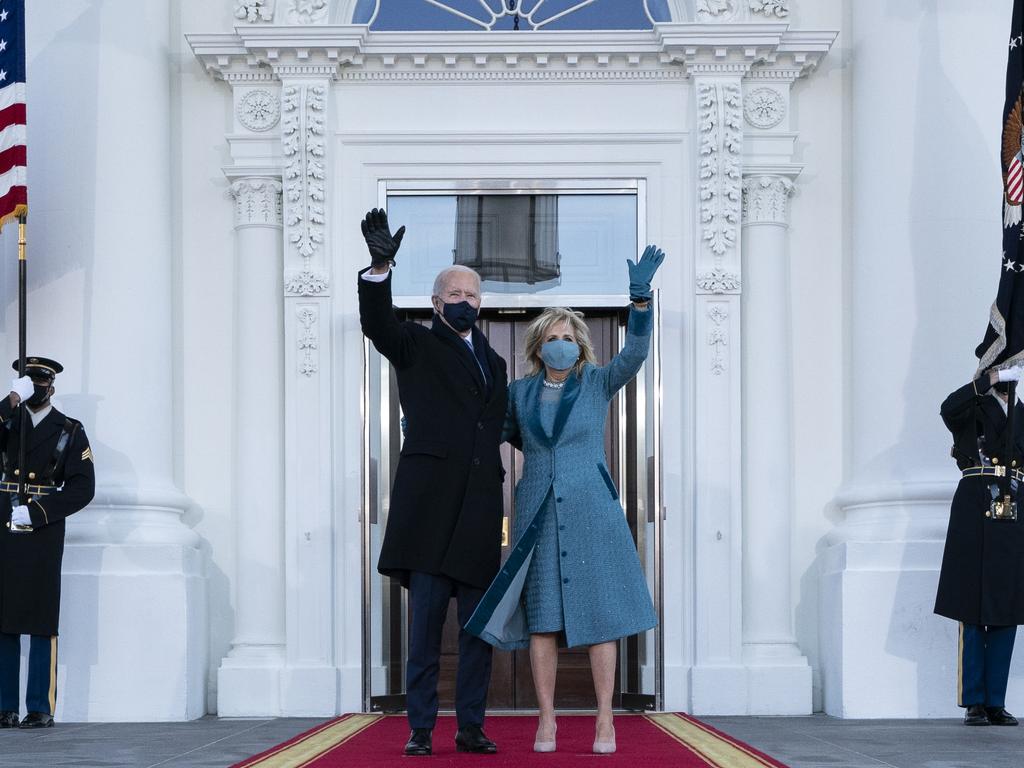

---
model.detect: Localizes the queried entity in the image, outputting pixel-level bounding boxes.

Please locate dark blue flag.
[978,0,1024,371]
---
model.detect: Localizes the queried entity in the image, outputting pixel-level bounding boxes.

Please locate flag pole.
[16,213,27,514]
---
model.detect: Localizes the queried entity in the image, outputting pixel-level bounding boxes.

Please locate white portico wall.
[821,2,1024,718]
[1,1,208,720]
[189,5,835,714]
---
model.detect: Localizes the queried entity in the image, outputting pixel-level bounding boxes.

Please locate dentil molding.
[742,175,794,226]
[230,178,283,228]
[188,27,836,83]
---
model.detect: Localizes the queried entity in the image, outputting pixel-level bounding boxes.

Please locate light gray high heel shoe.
[533,721,557,753]
[592,724,616,754]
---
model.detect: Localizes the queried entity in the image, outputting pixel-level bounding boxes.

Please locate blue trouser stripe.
[959,623,1016,708]
[0,633,56,715]
[406,571,492,730]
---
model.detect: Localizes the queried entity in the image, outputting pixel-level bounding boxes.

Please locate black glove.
[361,208,406,269]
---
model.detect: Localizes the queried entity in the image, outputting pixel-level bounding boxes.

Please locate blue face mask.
[540,339,580,371]
[440,300,478,332]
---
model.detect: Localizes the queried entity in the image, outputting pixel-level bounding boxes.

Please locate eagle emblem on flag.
[1004,89,1024,227]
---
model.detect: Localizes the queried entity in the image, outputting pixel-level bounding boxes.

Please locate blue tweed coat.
[466,306,658,649]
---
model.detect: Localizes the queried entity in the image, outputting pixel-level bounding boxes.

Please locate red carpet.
[232,713,790,768]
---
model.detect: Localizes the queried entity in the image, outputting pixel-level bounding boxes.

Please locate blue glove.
[627,245,665,302]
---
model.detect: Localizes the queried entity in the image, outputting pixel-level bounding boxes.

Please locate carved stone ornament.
[285,269,329,296]
[697,268,742,294]
[237,89,280,132]
[297,306,319,377]
[697,0,736,21]
[234,0,274,23]
[744,87,785,129]
[282,84,326,262]
[707,305,729,376]
[287,0,328,25]
[742,176,794,226]
[230,178,283,228]
[698,82,743,259]
[749,0,790,18]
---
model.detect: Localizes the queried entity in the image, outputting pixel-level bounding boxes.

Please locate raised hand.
[361,208,406,269]
[627,245,666,302]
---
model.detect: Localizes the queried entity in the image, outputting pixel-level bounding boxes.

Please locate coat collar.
[523,370,581,446]
[11,405,66,453]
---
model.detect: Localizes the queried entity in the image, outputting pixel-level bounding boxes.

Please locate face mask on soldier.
[25,383,50,408]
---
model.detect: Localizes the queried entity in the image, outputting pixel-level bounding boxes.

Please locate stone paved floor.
[0,714,1018,767]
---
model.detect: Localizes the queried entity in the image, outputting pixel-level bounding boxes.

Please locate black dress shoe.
[18,712,53,729]
[986,707,1019,726]
[964,704,990,726]
[403,728,432,756]
[0,711,18,728]
[455,724,497,754]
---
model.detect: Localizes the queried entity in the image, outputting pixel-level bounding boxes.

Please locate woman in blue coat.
[466,246,664,755]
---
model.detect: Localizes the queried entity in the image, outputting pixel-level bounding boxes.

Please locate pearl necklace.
[542,378,566,389]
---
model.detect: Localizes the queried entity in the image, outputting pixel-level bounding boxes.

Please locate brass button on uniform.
[994,458,1001,465]
[27,472,34,480]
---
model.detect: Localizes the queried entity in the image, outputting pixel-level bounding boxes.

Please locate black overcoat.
[0,401,95,636]
[935,377,1024,626]
[358,269,508,589]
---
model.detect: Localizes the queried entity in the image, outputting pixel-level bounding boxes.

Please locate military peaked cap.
[10,356,63,380]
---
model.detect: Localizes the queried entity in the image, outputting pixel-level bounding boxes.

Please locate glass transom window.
[353,0,672,31]
[384,187,639,305]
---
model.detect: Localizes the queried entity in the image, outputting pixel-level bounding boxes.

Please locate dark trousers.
[406,571,492,730]
[0,633,57,715]
[959,623,1016,708]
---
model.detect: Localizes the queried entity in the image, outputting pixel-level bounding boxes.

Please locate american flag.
[0,0,26,230]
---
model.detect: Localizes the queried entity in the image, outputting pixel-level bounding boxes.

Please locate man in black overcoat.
[0,357,95,728]
[936,364,1024,726]
[358,209,508,756]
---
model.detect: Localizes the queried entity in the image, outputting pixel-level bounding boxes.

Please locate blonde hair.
[523,307,597,377]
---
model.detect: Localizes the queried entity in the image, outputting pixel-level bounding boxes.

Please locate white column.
[741,174,811,714]
[21,0,205,721]
[217,177,287,716]
[822,3,1010,717]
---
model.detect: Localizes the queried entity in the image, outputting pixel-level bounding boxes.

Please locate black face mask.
[25,384,49,408]
[440,300,478,333]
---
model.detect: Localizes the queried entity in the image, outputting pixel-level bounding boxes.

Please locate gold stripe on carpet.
[240,714,382,768]
[645,713,777,768]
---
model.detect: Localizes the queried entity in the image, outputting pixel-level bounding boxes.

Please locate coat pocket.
[401,440,448,459]
[597,463,618,500]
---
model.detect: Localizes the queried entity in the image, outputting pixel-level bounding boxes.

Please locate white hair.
[432,265,481,298]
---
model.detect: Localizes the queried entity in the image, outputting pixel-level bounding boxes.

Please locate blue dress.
[524,386,564,634]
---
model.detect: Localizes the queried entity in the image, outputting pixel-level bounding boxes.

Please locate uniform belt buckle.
[990,498,1019,522]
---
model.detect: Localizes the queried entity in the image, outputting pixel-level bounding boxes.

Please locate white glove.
[10,505,30,527]
[9,376,32,402]
[998,365,1024,383]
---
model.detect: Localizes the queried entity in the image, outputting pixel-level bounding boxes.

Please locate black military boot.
[964,704,991,726]
[18,712,53,728]
[0,711,18,728]
[403,728,432,756]
[985,707,1019,726]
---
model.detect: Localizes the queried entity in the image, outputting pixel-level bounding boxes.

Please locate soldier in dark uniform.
[936,365,1024,726]
[0,357,95,728]
[358,210,508,756]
